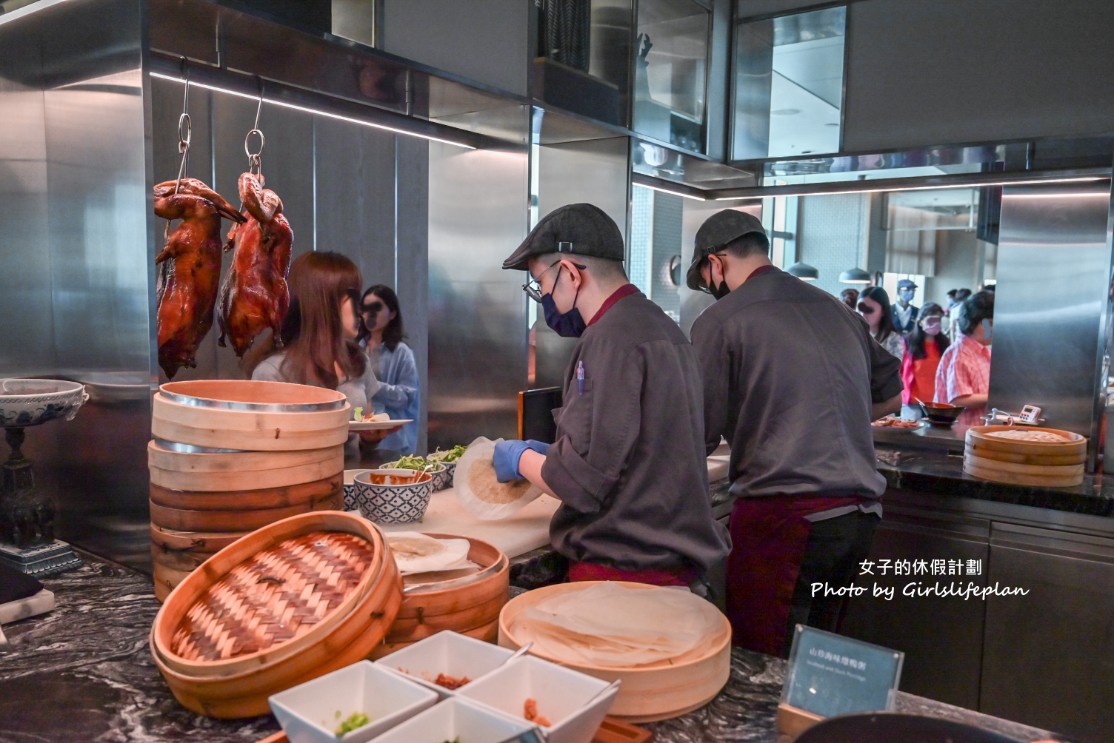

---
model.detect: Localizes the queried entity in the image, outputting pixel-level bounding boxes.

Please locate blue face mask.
[541,267,587,337]
[899,289,915,302]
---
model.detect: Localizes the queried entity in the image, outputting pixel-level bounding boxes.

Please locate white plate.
[349,418,413,431]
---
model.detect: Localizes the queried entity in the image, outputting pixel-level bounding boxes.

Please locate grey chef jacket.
[540,287,730,573]
[691,269,902,502]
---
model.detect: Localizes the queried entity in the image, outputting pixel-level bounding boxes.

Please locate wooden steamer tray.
[371,533,510,659]
[150,511,403,718]
[963,425,1086,487]
[498,580,731,723]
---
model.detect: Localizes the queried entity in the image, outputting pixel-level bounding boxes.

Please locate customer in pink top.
[934,290,994,424]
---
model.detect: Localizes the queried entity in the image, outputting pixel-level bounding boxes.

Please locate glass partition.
[732,5,847,161]
[632,0,711,153]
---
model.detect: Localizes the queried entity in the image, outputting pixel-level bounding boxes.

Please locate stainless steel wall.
[0,0,152,564]
[990,182,1114,466]
[427,139,531,448]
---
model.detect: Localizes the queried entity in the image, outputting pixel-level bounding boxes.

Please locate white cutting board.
[375,448,730,558]
[376,489,561,558]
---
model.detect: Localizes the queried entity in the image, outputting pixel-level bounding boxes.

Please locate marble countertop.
[873,443,1114,518]
[0,552,1068,743]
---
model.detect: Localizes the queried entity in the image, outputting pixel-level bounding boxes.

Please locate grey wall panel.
[314,116,397,281]
[843,0,1114,153]
[427,143,529,449]
[381,0,529,96]
[990,183,1112,458]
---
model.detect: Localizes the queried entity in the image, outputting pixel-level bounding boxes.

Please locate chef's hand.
[358,425,402,446]
[493,439,550,482]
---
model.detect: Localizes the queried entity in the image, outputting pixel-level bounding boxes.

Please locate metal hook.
[252,76,264,131]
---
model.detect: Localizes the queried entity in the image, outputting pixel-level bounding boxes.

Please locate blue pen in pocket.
[576,360,585,396]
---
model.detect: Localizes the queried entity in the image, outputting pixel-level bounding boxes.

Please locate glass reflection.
[733,5,847,160]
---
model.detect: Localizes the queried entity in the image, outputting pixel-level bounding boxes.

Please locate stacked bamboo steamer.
[149,380,351,600]
[150,511,403,718]
[964,424,1086,487]
[371,533,510,659]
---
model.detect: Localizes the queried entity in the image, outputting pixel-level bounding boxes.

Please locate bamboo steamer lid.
[150,511,403,718]
[369,533,509,658]
[963,425,1086,486]
[152,379,350,452]
[498,580,731,723]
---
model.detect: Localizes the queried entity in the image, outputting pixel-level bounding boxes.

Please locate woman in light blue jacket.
[357,284,419,455]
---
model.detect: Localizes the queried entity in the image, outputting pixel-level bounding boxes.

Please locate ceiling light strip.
[712,172,1109,200]
[149,71,476,150]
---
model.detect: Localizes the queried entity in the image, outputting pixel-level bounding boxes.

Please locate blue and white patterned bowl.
[0,378,88,428]
[353,469,433,524]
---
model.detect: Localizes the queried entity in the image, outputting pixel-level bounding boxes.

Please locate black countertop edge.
[875,445,1114,518]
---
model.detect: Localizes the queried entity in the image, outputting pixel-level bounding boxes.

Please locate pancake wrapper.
[454,436,544,520]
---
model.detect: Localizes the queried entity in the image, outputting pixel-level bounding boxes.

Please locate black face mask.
[706,256,730,300]
[541,266,587,337]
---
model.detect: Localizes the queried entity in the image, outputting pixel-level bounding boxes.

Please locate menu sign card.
[781,625,903,718]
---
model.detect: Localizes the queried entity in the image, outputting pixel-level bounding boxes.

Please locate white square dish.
[459,655,619,743]
[268,660,438,743]
[370,696,537,743]
[376,630,515,695]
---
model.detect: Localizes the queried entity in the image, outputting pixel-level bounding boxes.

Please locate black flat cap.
[502,203,624,271]
[685,209,766,290]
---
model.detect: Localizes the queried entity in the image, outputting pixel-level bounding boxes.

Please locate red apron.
[726,495,860,655]
[568,561,698,588]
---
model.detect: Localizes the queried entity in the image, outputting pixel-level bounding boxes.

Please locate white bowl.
[459,655,619,743]
[379,460,452,491]
[376,630,515,695]
[268,660,438,743]
[352,469,433,524]
[0,378,87,427]
[370,696,537,743]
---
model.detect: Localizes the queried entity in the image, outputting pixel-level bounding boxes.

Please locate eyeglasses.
[361,300,384,314]
[856,302,876,315]
[522,260,585,303]
[696,251,729,294]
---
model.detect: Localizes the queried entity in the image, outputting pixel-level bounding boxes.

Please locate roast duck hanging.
[218,171,293,357]
[154,178,244,379]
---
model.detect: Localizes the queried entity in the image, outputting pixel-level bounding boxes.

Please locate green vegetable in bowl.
[335,711,370,736]
[388,454,434,470]
[428,445,467,463]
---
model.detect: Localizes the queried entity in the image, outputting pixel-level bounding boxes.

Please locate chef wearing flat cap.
[687,209,902,656]
[493,203,729,589]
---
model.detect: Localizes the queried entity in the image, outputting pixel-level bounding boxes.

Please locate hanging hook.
[242,75,265,176]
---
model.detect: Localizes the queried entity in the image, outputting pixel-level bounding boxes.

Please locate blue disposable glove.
[492,439,551,482]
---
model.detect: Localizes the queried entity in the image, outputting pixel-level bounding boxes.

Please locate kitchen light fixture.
[715,173,1106,201]
[149,72,476,150]
[786,262,819,280]
[839,267,872,284]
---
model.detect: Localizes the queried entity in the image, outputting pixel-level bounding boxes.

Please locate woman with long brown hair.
[251,251,395,450]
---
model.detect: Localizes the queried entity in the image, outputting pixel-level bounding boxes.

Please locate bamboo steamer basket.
[149,474,342,511]
[152,380,350,452]
[147,440,344,492]
[150,511,402,718]
[369,534,509,660]
[498,580,731,723]
[964,425,1086,487]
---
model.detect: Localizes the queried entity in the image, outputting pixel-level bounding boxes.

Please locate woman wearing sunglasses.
[900,303,950,419]
[250,252,396,453]
[357,284,419,455]
[857,286,904,360]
